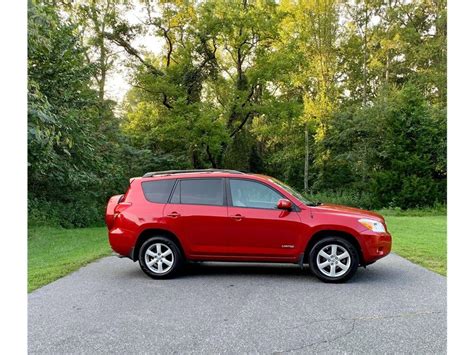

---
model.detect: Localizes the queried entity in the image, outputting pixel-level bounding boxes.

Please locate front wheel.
[309,237,359,283]
[138,237,183,279]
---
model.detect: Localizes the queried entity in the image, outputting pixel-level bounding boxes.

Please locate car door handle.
[230,214,243,221]
[167,212,181,218]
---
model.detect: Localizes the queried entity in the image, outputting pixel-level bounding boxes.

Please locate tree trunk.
[98,43,106,103]
[206,145,218,168]
[362,3,368,105]
[304,123,309,192]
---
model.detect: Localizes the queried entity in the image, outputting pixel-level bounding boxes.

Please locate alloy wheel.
[144,243,174,274]
[316,244,351,278]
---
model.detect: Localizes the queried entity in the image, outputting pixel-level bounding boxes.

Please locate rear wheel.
[138,237,183,279]
[309,237,359,283]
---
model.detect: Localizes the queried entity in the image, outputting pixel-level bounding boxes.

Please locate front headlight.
[358,218,386,233]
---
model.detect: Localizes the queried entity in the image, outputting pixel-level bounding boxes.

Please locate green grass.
[28,226,110,292]
[384,215,447,276]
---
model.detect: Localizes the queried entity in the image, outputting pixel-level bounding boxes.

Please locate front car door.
[163,178,228,257]
[226,178,303,260]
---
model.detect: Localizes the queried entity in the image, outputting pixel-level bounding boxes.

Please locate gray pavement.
[28,254,446,354]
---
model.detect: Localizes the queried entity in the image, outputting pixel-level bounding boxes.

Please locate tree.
[28,1,132,226]
[289,0,340,191]
[68,0,123,104]
[112,0,293,171]
[317,84,446,208]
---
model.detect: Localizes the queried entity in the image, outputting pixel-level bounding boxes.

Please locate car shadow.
[187,262,400,282]
[119,258,401,284]
[183,262,312,278]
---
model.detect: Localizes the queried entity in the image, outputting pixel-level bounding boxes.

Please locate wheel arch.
[303,229,364,265]
[133,228,185,262]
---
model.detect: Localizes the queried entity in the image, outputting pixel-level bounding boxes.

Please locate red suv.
[106,169,391,282]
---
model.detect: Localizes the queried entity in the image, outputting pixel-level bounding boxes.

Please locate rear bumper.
[359,231,392,265]
[108,227,136,259]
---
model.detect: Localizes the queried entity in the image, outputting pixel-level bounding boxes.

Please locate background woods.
[28,0,447,227]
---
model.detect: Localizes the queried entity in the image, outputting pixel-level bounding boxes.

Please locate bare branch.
[104,32,164,77]
[230,111,253,138]
[132,85,173,109]
[158,25,173,68]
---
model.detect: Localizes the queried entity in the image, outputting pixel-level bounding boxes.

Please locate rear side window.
[177,178,224,206]
[142,179,176,203]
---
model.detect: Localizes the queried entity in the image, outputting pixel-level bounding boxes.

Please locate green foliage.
[371,86,446,207]
[307,190,374,210]
[117,0,295,169]
[378,205,447,217]
[28,198,61,228]
[314,84,446,209]
[28,1,153,227]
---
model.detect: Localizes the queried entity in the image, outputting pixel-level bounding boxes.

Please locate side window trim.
[168,179,180,204]
[225,178,232,207]
[168,177,227,207]
[227,178,285,210]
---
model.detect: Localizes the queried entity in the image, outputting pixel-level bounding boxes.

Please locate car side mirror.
[277,198,292,210]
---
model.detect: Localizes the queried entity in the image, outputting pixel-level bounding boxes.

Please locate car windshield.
[269,178,319,206]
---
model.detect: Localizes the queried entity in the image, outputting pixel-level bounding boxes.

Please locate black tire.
[138,236,183,279]
[308,236,359,283]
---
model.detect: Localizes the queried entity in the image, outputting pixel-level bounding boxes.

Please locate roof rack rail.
[142,169,244,178]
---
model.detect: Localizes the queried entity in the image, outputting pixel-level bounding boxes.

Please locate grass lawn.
[28,213,447,292]
[384,215,447,276]
[28,226,110,292]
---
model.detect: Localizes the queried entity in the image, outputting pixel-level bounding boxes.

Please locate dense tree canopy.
[28,0,447,227]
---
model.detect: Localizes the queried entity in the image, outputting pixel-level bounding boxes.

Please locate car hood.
[310,203,385,222]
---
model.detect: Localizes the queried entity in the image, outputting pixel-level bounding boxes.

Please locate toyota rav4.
[106,169,391,282]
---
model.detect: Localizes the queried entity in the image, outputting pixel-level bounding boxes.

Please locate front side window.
[229,179,283,209]
[142,179,176,203]
[269,177,313,205]
[178,178,225,206]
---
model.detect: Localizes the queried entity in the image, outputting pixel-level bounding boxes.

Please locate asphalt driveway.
[28,254,446,354]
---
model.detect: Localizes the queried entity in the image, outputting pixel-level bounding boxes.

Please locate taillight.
[114,202,132,218]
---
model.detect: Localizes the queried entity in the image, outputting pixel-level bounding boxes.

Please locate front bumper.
[359,230,392,265]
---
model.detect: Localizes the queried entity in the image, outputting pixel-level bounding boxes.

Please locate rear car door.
[163,178,229,257]
[226,178,303,259]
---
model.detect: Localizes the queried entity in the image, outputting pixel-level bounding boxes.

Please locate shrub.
[307,189,374,209]
[28,198,104,228]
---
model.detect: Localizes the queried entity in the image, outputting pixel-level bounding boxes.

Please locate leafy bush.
[314,84,446,209]
[378,204,446,217]
[307,190,374,209]
[28,198,61,228]
[28,198,104,228]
